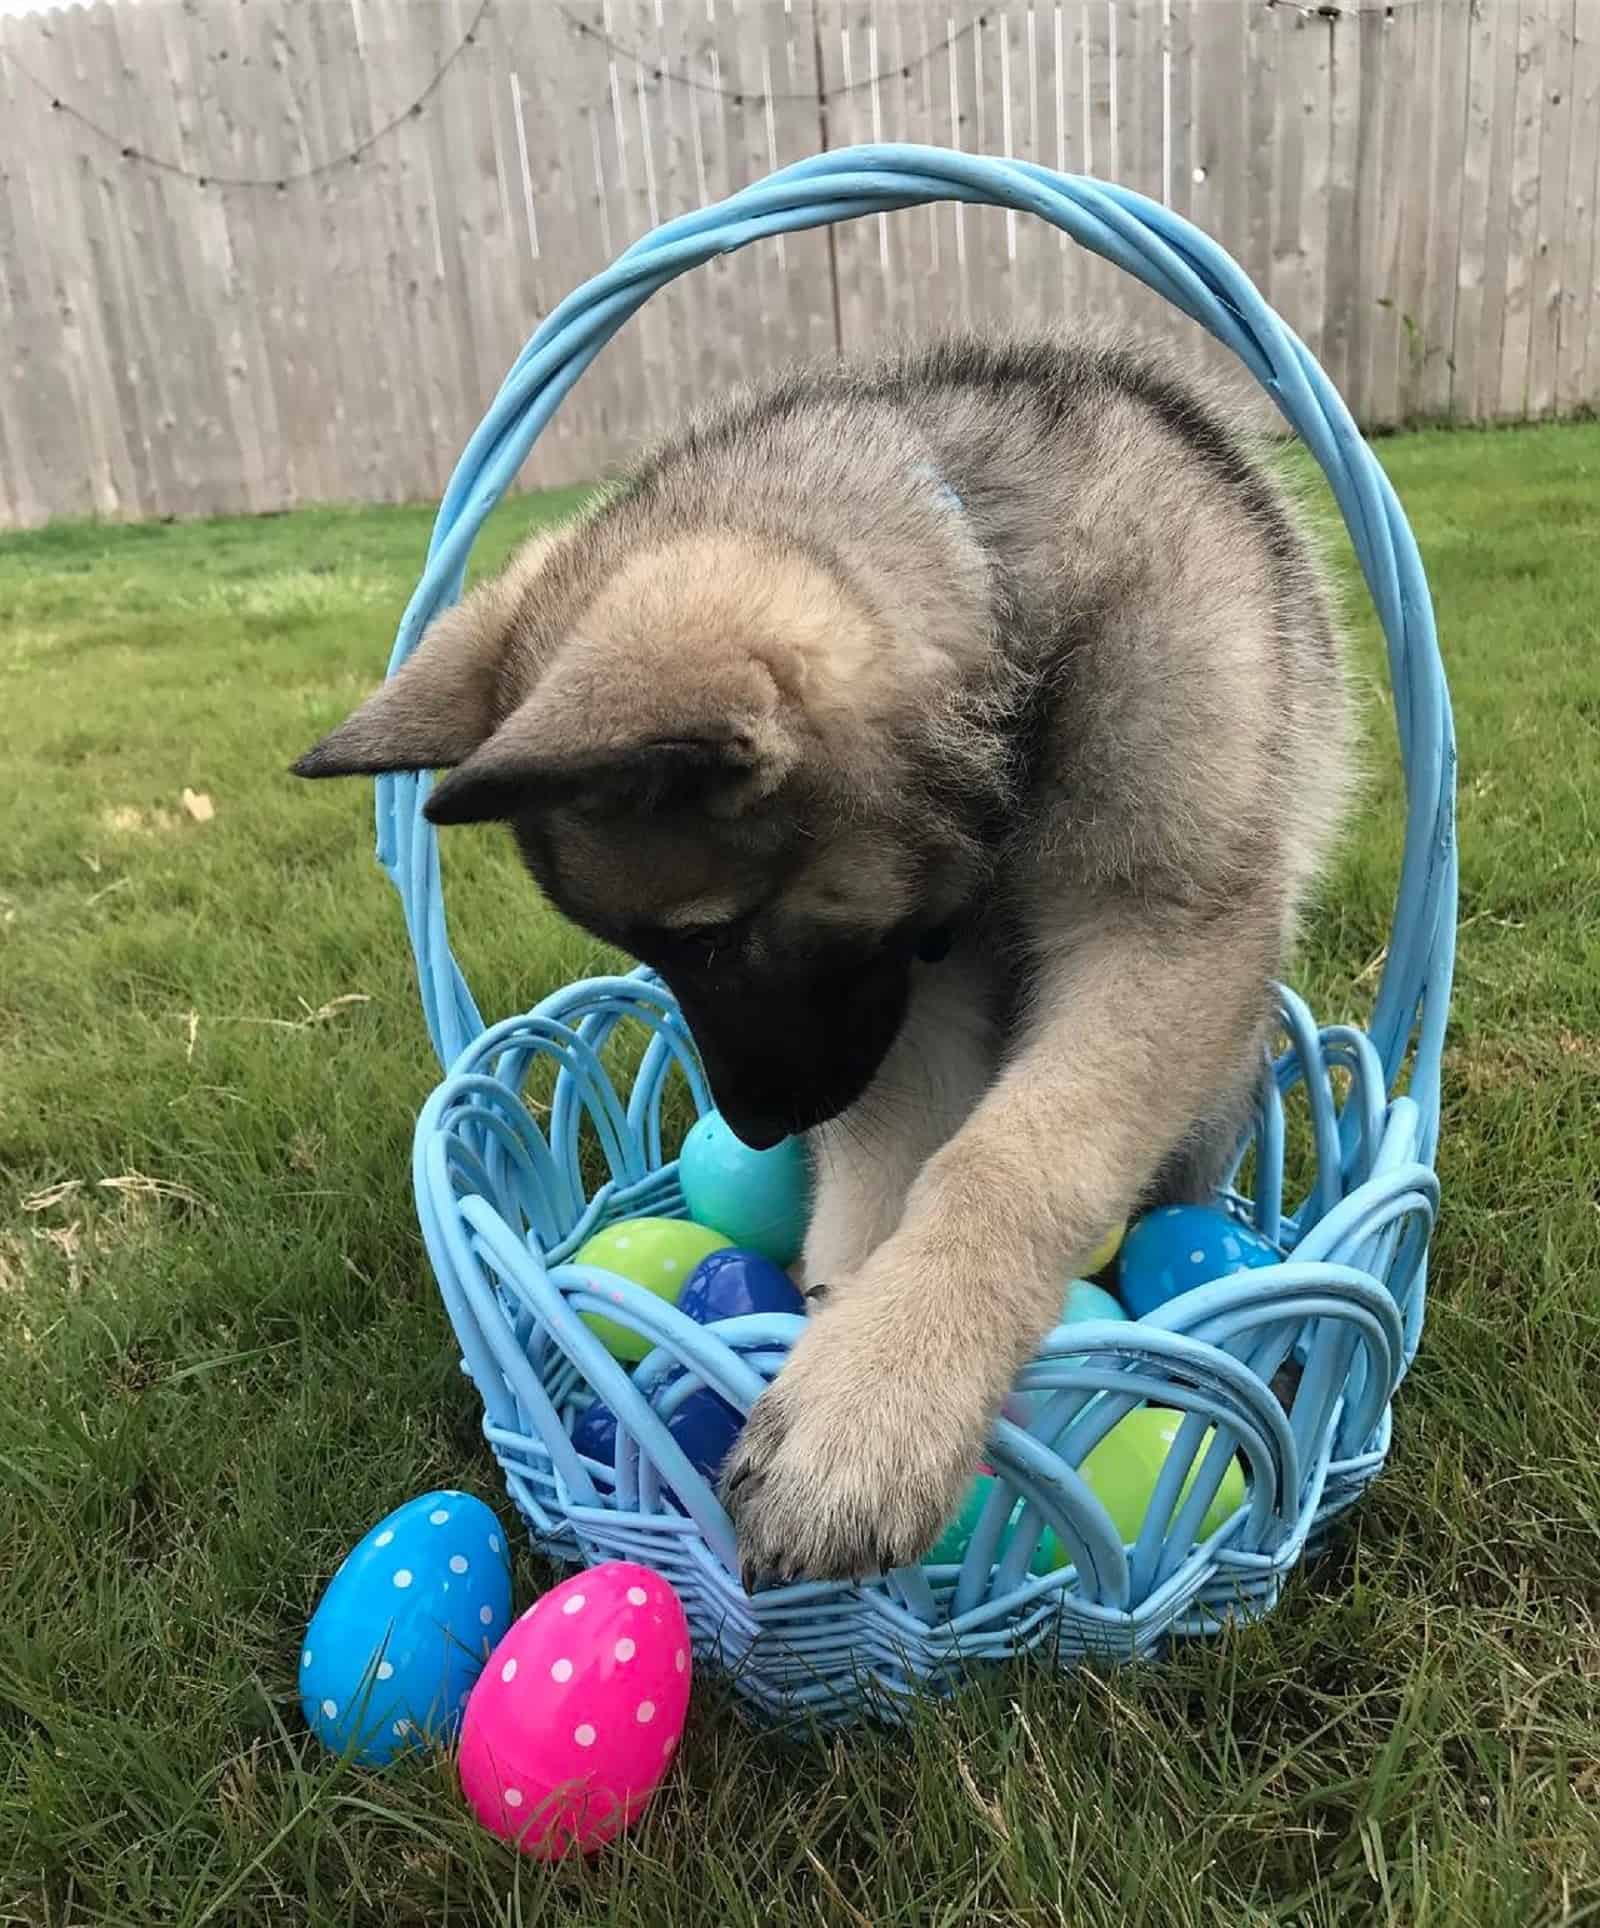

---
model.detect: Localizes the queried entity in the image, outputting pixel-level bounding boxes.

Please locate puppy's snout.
[710,1099,794,1154]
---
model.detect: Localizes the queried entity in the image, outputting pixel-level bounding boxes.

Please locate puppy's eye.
[673,921,737,948]
[639,915,748,959]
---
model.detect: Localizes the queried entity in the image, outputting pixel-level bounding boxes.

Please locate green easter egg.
[573,1217,732,1362]
[1085,1219,1126,1277]
[1044,1407,1247,1565]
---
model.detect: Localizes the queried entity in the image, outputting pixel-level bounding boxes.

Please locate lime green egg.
[1043,1407,1247,1565]
[1084,1219,1126,1277]
[572,1217,732,1362]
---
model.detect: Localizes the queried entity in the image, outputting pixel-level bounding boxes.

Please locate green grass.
[2,424,1598,1926]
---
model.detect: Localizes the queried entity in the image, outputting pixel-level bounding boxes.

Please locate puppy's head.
[295,524,983,1146]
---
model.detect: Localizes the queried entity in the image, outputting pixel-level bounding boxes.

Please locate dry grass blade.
[21,1180,83,1214]
[297,994,373,1025]
[97,1172,213,1215]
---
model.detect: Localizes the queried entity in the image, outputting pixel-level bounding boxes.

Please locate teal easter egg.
[678,1110,811,1266]
[1015,1276,1132,1427]
[1061,1278,1127,1325]
[928,1473,1057,1576]
[573,1217,732,1363]
[1118,1203,1281,1319]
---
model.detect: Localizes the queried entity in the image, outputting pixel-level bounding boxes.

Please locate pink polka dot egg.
[301,1489,512,1767]
[459,1561,692,1859]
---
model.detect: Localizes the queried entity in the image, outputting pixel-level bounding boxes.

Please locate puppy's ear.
[290,584,516,779]
[422,629,803,827]
[424,732,766,826]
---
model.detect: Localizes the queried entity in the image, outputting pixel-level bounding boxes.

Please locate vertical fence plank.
[1322,7,1363,409]
[1243,0,1275,303]
[1277,7,1328,367]
[222,0,322,508]
[1367,1,1415,428]
[1500,2,1547,416]
[1,10,128,520]
[1267,0,1300,339]
[44,3,167,515]
[1395,0,1441,423]
[106,0,216,514]
[1528,0,1578,414]
[330,0,430,491]
[0,19,75,523]
[970,9,1015,328]
[1561,0,1600,409]
[502,1,604,483]
[1421,0,1470,419]
[1456,0,1502,416]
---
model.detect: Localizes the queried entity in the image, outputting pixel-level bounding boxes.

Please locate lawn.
[2,422,1598,1927]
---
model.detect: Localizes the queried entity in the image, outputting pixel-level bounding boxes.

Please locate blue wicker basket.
[374,147,1456,1725]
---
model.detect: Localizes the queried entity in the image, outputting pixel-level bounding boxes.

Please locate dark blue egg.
[665,1386,745,1485]
[571,1384,742,1497]
[1119,1203,1281,1319]
[571,1398,618,1465]
[676,1247,805,1324]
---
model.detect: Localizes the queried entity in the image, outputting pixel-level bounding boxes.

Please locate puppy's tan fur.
[297,334,1353,1583]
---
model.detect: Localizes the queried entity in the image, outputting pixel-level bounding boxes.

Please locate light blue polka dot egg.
[300,1489,512,1767]
[1118,1203,1282,1319]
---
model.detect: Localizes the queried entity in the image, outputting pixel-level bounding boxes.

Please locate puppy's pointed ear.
[423,730,771,827]
[291,591,509,779]
[421,631,804,827]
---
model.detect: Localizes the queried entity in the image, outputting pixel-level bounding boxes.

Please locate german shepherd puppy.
[295,335,1353,1585]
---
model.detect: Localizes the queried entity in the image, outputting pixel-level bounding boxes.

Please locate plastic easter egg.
[678,1110,812,1265]
[676,1247,806,1324]
[301,1490,512,1766]
[1060,1277,1128,1326]
[569,1387,743,1497]
[1009,1278,1131,1429]
[929,1472,1056,1576]
[1118,1203,1281,1319]
[1042,1408,1248,1562]
[571,1398,618,1466]
[664,1386,744,1486]
[1084,1219,1127,1277]
[459,1561,692,1859]
[573,1217,733,1362]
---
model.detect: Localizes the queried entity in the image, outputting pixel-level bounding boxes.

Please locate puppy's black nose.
[713,1103,791,1153]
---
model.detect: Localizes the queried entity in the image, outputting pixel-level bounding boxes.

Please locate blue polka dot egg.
[1118,1203,1282,1319]
[300,1490,512,1766]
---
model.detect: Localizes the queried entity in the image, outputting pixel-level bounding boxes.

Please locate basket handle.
[374,145,1455,1135]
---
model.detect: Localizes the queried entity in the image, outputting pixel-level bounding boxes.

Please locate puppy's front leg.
[722,902,1274,1583]
[802,941,998,1289]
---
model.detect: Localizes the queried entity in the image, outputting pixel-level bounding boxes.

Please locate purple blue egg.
[665,1385,745,1486]
[571,1398,618,1465]
[676,1247,806,1324]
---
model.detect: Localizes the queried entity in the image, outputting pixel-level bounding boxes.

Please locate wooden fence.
[2,0,1599,528]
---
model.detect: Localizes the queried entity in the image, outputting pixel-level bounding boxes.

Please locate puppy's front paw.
[719,1296,985,1586]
